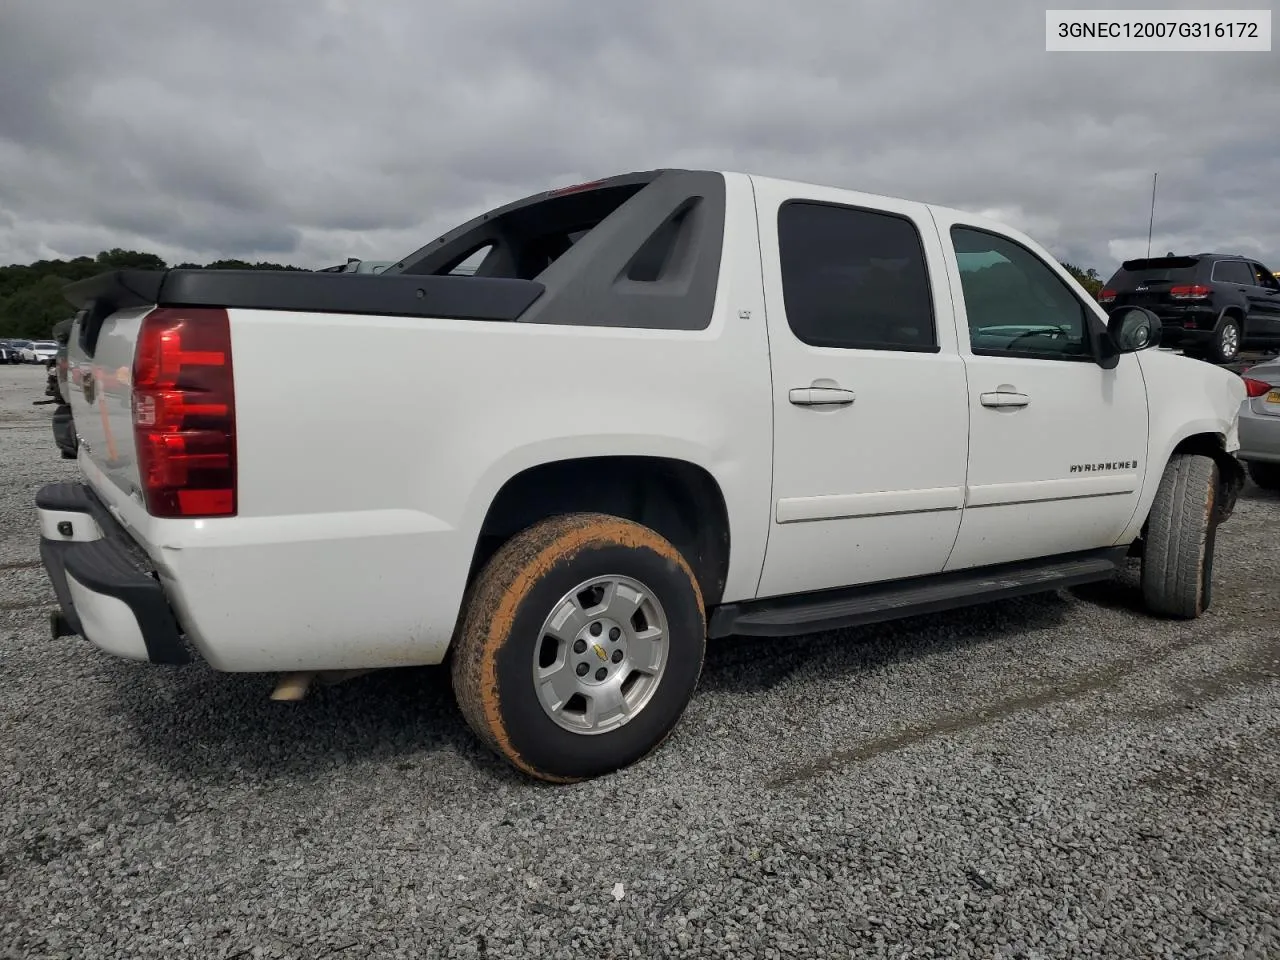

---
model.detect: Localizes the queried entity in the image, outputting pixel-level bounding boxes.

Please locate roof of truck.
[545,168,948,217]
[721,169,1010,229]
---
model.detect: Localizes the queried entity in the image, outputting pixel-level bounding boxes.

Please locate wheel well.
[1168,433,1245,522]
[467,456,732,608]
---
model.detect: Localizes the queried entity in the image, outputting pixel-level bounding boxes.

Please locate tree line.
[1059,262,1104,298]
[0,248,307,340]
[0,247,1109,341]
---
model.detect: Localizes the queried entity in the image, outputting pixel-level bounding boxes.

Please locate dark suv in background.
[1100,253,1280,364]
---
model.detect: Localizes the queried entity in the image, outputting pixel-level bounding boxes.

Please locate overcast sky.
[1,0,1276,275]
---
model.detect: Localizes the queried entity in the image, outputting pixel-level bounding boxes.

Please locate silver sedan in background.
[1239,357,1280,490]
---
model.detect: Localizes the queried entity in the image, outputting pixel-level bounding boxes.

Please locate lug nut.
[595,667,607,681]
[573,639,587,654]
[609,627,620,641]
[576,663,589,677]
[589,622,602,636]
[611,650,623,664]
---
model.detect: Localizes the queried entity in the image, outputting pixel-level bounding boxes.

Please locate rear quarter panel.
[157,172,775,670]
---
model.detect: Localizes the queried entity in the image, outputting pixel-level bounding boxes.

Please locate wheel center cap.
[571,617,627,685]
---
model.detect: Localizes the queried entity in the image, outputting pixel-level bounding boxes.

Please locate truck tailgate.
[67,303,152,505]
[62,269,244,518]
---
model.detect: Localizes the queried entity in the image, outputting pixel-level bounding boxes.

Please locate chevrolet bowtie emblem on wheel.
[592,643,608,661]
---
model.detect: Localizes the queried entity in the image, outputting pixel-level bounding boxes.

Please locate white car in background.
[21,340,59,363]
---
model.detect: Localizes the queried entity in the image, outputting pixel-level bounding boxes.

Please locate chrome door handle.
[980,391,1030,409]
[789,387,856,406]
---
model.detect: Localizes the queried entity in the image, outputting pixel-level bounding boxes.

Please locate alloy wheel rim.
[1222,324,1239,357]
[531,574,670,735]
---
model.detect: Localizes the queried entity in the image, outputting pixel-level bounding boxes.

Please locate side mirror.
[1107,306,1162,353]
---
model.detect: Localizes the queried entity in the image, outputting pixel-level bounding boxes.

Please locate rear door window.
[1212,260,1255,285]
[776,201,937,352]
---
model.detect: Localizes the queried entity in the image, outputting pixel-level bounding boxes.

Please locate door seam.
[925,205,971,572]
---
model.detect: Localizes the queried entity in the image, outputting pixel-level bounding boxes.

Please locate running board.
[708,547,1129,639]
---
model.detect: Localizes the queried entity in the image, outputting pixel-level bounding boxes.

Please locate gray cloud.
[0,0,1276,277]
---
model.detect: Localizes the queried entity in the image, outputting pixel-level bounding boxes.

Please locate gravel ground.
[1,361,1278,959]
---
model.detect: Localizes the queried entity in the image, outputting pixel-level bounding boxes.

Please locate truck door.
[1245,262,1280,342]
[750,177,970,598]
[932,210,1150,571]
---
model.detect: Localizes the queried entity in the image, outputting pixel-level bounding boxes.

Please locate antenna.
[1146,172,1158,258]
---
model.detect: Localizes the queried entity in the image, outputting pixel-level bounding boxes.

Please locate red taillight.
[1243,377,1272,399]
[131,307,236,518]
[1098,288,1116,303]
[547,178,607,197]
[1169,284,1211,300]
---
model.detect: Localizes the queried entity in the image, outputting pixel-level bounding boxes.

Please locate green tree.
[95,248,167,270]
[1060,262,1104,300]
[202,258,307,271]
[0,275,78,338]
[0,248,311,338]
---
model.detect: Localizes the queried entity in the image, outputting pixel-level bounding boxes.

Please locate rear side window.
[1212,260,1255,285]
[777,201,937,352]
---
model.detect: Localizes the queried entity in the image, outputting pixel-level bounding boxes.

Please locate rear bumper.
[36,481,190,665]
[1159,327,1212,345]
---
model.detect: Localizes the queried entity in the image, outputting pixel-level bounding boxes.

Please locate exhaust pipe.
[270,669,375,701]
[270,671,316,701]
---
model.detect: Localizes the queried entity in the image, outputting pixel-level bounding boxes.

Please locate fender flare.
[1215,304,1247,334]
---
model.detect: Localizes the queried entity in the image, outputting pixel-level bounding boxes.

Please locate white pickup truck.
[36,169,1247,782]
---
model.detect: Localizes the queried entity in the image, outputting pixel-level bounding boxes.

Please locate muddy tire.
[450,513,706,782]
[1140,454,1220,619]
[1246,460,1280,491]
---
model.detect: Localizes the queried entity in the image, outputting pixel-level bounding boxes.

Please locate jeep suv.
[1099,254,1280,364]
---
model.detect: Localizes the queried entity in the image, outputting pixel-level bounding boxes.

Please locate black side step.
[708,547,1129,639]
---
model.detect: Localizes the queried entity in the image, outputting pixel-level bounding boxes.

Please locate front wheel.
[451,513,706,782]
[1140,454,1221,619]
[1246,460,1280,491]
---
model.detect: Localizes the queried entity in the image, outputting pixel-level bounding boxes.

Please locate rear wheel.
[1204,317,1241,364]
[1140,454,1220,619]
[451,512,706,782]
[1246,460,1280,491]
